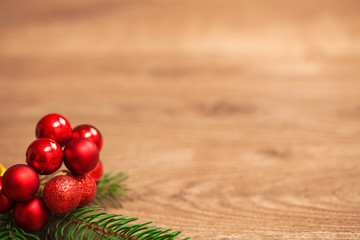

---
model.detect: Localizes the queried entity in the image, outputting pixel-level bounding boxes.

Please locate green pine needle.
[0,172,190,240]
[0,213,40,240]
[44,207,189,240]
[93,172,131,208]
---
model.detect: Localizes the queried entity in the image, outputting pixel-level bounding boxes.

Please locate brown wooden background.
[1,0,360,239]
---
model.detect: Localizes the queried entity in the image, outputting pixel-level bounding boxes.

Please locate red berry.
[64,138,99,174]
[0,176,14,213]
[13,196,50,231]
[36,113,72,146]
[72,174,97,207]
[2,164,39,202]
[26,138,63,175]
[43,175,81,214]
[88,160,103,182]
[72,124,103,151]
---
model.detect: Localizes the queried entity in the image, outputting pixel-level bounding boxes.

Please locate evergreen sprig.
[93,172,131,208]
[0,213,40,240]
[0,172,189,240]
[45,207,189,240]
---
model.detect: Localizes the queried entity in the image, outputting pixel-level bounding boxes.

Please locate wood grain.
[0,0,360,239]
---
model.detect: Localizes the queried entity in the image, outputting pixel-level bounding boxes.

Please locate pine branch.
[0,213,40,240]
[46,207,190,240]
[93,172,131,208]
[0,172,190,240]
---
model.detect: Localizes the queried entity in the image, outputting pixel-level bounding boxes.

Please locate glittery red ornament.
[2,164,39,202]
[13,195,50,231]
[72,174,97,207]
[72,124,103,151]
[88,160,103,182]
[0,176,14,213]
[64,138,99,174]
[43,175,81,214]
[36,113,72,146]
[26,138,63,175]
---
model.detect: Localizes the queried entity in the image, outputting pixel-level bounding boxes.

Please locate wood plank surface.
[1,0,360,239]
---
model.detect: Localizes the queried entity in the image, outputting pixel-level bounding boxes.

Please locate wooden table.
[1,0,359,239]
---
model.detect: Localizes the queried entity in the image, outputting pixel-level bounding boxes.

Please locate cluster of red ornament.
[0,114,104,231]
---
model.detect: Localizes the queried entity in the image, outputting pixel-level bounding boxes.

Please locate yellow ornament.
[0,163,6,176]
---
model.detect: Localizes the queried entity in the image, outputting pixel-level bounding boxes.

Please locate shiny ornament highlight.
[26,138,63,175]
[36,113,72,146]
[72,124,103,151]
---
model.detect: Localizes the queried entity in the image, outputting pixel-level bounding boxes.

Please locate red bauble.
[72,174,97,207]
[2,164,39,202]
[88,160,103,182]
[64,138,99,174]
[26,138,63,175]
[0,176,14,213]
[13,196,50,231]
[36,113,72,146]
[72,124,103,151]
[43,175,81,214]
